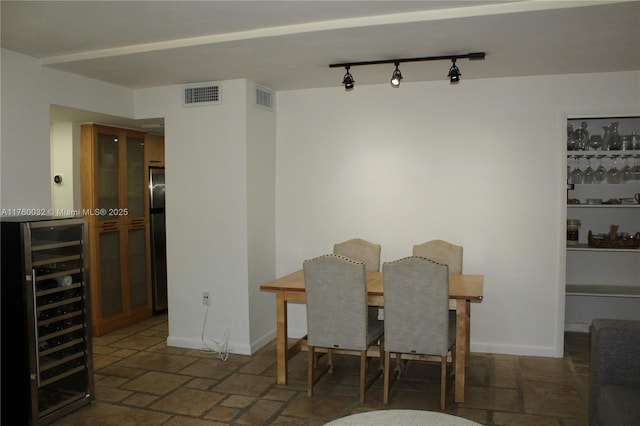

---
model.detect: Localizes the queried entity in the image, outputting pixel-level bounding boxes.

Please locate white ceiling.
[2,0,639,130]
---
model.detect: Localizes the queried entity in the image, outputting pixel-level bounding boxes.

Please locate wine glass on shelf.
[570,155,584,184]
[621,155,633,183]
[632,154,640,181]
[595,155,607,183]
[606,155,621,184]
[583,155,596,184]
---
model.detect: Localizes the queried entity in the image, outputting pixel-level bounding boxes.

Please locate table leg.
[455,299,468,403]
[276,291,288,385]
[466,300,471,365]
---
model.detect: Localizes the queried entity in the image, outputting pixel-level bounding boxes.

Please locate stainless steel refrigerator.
[149,167,168,313]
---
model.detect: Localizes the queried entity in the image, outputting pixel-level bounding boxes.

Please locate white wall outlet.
[202,292,210,305]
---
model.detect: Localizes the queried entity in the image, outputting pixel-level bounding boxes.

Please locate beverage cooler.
[1,216,94,425]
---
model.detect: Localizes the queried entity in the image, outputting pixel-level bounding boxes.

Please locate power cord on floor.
[201,304,231,361]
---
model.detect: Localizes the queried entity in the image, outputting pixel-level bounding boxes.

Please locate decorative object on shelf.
[567,219,581,245]
[330,52,485,91]
[610,122,623,150]
[631,132,640,150]
[574,122,589,151]
[588,134,603,150]
[588,226,640,249]
[567,123,575,151]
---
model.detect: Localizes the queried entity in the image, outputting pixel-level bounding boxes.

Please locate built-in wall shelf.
[566,284,640,298]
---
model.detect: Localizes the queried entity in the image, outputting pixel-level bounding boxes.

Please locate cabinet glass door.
[127,136,145,218]
[99,230,122,317]
[97,132,120,220]
[128,228,148,309]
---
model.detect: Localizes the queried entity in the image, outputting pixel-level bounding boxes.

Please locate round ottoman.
[325,409,481,425]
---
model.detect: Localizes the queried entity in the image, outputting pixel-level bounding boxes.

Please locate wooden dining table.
[260,269,484,403]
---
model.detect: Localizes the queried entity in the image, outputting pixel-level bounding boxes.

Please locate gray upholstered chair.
[413,239,467,360]
[303,254,384,403]
[333,238,381,272]
[589,319,640,425]
[334,238,382,320]
[382,256,455,409]
[412,239,462,274]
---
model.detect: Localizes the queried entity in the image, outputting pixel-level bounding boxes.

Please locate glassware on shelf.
[575,122,589,151]
[567,123,575,151]
[588,134,603,151]
[608,122,623,150]
[631,132,640,150]
[570,155,584,184]
[621,155,634,182]
[606,155,621,184]
[632,154,640,181]
[583,155,596,184]
[602,125,612,150]
[595,155,607,183]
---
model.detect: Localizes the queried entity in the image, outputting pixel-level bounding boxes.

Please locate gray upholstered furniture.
[589,319,640,426]
[334,238,382,319]
[333,238,382,272]
[413,239,468,357]
[382,256,455,409]
[412,240,463,274]
[303,254,384,403]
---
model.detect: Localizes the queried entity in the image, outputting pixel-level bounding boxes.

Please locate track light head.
[448,59,461,84]
[390,62,403,88]
[342,66,355,90]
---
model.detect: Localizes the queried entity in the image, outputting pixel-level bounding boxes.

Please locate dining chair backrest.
[303,254,369,351]
[333,238,381,272]
[383,256,452,356]
[412,239,462,274]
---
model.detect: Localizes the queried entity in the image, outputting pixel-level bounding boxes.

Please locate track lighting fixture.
[342,66,355,90]
[448,59,461,83]
[390,62,403,88]
[330,52,484,89]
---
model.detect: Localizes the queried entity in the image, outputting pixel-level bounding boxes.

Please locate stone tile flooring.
[54,315,590,425]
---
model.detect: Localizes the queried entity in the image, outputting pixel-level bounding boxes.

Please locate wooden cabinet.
[145,134,164,167]
[81,124,152,336]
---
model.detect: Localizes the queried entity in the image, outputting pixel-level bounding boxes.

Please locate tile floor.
[54,314,590,425]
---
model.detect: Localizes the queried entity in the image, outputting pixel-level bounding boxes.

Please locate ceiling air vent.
[255,86,274,111]
[183,82,221,106]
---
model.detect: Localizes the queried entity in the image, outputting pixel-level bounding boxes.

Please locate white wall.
[275,71,640,357]
[134,80,276,355]
[245,86,277,352]
[1,47,273,356]
[50,122,81,211]
[4,45,639,358]
[1,48,133,210]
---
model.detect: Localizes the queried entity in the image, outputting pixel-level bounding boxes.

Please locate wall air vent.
[255,86,274,111]
[183,82,221,106]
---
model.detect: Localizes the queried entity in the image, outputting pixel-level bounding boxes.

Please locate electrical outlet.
[202,292,210,305]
